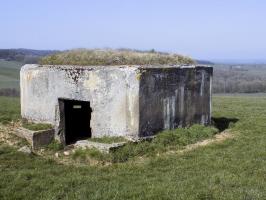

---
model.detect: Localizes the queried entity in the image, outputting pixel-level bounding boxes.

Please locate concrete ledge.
[15,128,54,149]
[74,140,127,153]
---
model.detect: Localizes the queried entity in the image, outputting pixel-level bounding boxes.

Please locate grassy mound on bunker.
[39,49,195,66]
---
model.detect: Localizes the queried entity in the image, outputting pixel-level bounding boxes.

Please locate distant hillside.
[0,49,59,64]
[213,64,266,93]
[196,59,214,65]
[0,60,23,96]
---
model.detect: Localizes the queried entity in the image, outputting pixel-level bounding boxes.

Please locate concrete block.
[15,128,54,149]
[74,140,126,153]
[20,64,212,144]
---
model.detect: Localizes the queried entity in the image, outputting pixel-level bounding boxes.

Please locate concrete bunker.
[20,64,213,145]
[59,99,92,145]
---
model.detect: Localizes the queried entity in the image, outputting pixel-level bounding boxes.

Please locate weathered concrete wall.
[21,64,212,140]
[20,65,140,139]
[139,66,212,137]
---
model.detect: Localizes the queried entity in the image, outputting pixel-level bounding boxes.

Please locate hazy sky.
[1,0,266,60]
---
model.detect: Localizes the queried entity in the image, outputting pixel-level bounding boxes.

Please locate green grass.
[0,60,23,89]
[22,121,53,131]
[0,97,52,129]
[0,96,20,124]
[0,95,266,199]
[73,125,218,163]
[109,124,218,163]
[45,140,64,151]
[39,49,195,66]
[72,148,109,163]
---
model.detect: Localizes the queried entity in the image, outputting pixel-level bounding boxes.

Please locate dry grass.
[39,49,195,66]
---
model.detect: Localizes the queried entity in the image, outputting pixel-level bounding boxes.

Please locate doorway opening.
[59,99,92,145]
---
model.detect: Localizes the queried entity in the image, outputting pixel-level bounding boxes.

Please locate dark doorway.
[62,99,92,145]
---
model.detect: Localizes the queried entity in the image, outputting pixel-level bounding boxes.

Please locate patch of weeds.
[71,148,88,161]
[111,141,155,162]
[46,140,63,151]
[196,191,215,200]
[15,137,29,147]
[87,148,110,161]
[72,148,110,162]
[88,136,126,144]
[65,125,218,163]
[110,125,218,163]
[22,120,53,131]
[44,125,218,163]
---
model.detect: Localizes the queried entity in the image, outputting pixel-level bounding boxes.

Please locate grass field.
[0,95,266,199]
[0,60,23,89]
[0,96,20,123]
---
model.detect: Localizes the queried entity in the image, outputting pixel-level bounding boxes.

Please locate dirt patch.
[0,123,27,147]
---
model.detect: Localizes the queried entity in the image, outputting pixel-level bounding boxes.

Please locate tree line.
[212,64,266,93]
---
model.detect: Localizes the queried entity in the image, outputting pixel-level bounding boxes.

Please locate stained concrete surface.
[20,64,212,143]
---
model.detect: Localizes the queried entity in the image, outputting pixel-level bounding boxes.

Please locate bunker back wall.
[139,67,212,136]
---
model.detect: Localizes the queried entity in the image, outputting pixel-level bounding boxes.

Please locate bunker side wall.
[139,67,212,137]
[20,65,140,138]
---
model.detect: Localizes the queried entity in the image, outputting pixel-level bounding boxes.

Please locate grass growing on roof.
[39,49,195,66]
[72,148,110,163]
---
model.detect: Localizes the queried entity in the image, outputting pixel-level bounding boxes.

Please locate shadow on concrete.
[212,117,239,132]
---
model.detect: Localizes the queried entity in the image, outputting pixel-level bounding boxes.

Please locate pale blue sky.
[1,0,266,61]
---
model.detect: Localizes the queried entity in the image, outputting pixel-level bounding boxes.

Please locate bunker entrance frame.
[58,98,92,145]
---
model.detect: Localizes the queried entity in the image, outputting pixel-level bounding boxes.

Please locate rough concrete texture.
[74,140,126,153]
[20,64,212,142]
[139,66,212,136]
[15,127,54,149]
[18,146,32,154]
